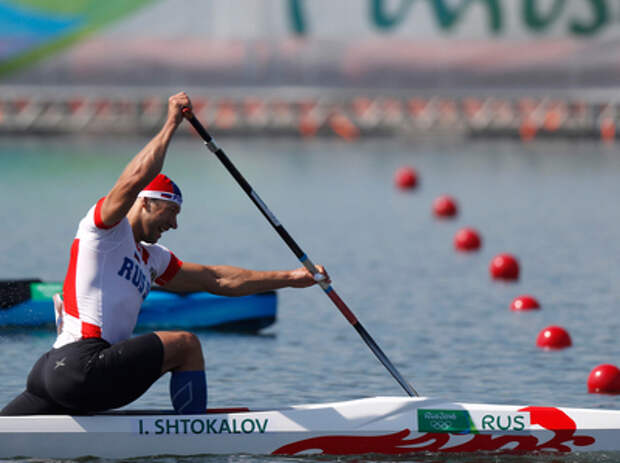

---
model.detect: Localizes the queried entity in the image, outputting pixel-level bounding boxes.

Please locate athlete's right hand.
[168,92,192,127]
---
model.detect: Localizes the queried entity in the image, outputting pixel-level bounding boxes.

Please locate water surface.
[0,135,619,462]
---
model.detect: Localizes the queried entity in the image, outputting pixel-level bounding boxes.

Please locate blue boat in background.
[0,280,276,332]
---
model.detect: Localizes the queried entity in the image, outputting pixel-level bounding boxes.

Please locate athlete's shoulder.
[141,242,183,284]
[74,198,130,247]
[141,242,174,261]
[92,197,125,230]
[79,198,126,229]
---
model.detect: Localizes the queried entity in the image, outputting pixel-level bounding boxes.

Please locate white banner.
[2,0,620,88]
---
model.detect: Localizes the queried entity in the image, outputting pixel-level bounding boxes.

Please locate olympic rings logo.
[429,421,453,431]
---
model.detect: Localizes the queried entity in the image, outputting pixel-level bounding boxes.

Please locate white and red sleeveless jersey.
[53,198,182,348]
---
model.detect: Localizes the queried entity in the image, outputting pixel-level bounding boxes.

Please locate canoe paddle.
[183,108,418,397]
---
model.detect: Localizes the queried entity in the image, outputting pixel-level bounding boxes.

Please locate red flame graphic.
[272,406,596,455]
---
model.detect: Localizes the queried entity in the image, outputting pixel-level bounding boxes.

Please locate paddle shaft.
[183,110,418,397]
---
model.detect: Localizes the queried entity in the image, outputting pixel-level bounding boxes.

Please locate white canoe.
[1,396,619,458]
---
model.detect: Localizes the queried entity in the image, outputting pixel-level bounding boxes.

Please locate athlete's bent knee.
[180,331,201,350]
[156,331,204,373]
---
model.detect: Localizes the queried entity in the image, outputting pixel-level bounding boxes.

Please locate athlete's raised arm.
[98,92,191,227]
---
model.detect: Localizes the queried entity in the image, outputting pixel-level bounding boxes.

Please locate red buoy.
[454,227,481,252]
[536,325,572,349]
[588,364,620,394]
[433,195,458,218]
[394,166,418,190]
[489,253,519,280]
[510,295,540,311]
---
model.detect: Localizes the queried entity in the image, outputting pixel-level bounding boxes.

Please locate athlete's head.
[137,174,182,243]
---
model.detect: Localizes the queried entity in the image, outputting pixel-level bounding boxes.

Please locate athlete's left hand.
[289,265,330,288]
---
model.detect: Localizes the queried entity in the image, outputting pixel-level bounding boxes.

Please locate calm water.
[1,134,619,462]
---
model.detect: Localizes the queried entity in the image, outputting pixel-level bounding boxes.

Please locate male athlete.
[1,92,328,416]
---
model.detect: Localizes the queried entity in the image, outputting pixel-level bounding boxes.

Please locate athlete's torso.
[54,198,181,348]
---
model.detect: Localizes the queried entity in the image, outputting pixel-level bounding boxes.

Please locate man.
[1,92,328,416]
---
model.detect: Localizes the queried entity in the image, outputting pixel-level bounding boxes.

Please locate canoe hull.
[0,281,277,331]
[1,396,619,458]
[136,289,276,331]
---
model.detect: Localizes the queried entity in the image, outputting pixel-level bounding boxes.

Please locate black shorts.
[0,333,164,415]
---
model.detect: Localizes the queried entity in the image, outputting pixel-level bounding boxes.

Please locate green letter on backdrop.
[371,0,501,34]
[288,0,610,37]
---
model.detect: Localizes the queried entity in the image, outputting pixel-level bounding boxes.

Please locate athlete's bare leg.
[155,331,204,373]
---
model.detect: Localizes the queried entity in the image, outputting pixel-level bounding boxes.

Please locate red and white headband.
[138,174,183,206]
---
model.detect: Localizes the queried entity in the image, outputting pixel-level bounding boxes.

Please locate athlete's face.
[143,199,180,243]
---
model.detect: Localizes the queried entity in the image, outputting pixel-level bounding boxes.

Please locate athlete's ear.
[141,197,152,212]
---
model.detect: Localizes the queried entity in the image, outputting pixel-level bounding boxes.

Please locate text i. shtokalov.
[1,396,620,458]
